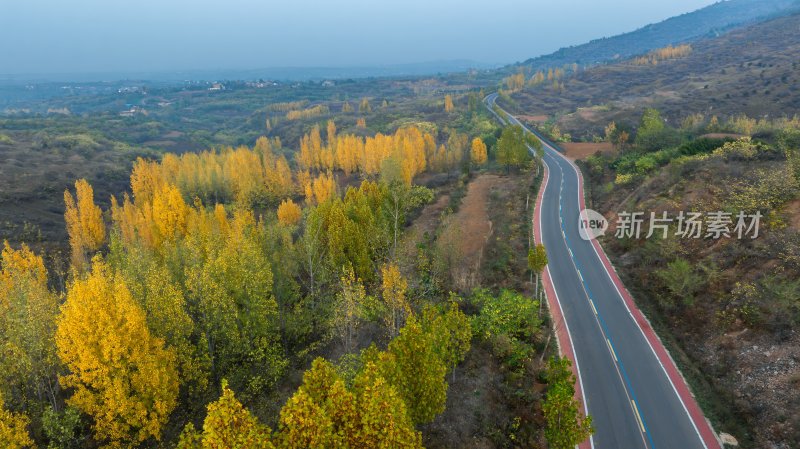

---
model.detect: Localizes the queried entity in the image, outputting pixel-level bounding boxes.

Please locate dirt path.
[443,174,518,291]
[455,175,498,264]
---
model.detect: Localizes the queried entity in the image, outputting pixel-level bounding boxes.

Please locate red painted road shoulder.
[533,160,594,449]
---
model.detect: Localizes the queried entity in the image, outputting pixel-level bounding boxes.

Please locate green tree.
[279,358,421,448]
[528,243,548,301]
[42,405,82,449]
[109,238,210,394]
[353,362,422,449]
[381,181,433,257]
[184,212,286,399]
[497,125,537,172]
[543,357,593,449]
[635,108,680,152]
[0,242,61,413]
[378,316,448,425]
[472,289,541,370]
[333,268,366,353]
[276,388,335,448]
[421,301,472,381]
[778,127,800,183]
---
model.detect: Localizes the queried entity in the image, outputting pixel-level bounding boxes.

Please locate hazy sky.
[0,0,719,75]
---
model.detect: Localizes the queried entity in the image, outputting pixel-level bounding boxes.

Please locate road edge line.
[551,141,723,449]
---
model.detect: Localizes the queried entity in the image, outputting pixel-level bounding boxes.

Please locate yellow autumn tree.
[504,73,525,91]
[151,184,190,243]
[354,362,422,448]
[129,158,166,206]
[529,71,545,86]
[304,172,337,205]
[276,358,421,449]
[381,263,410,337]
[64,179,106,269]
[334,134,359,176]
[470,137,488,166]
[0,392,34,449]
[277,199,302,226]
[264,156,294,201]
[326,120,337,146]
[177,380,274,449]
[444,94,454,113]
[56,257,179,446]
[276,388,335,448]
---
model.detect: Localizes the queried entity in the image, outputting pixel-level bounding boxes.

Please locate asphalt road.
[486,94,717,449]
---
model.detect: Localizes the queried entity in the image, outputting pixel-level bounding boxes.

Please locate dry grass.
[560,142,615,160]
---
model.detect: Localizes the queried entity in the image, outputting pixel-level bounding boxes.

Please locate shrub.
[655,258,704,307]
[678,137,728,156]
[725,167,799,214]
[472,289,540,370]
[614,173,635,186]
[633,154,657,174]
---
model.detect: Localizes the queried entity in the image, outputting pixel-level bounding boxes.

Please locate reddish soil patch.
[560,142,615,160]
[455,175,499,260]
[518,114,548,123]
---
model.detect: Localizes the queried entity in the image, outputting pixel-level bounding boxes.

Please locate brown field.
[518,114,548,123]
[560,142,615,160]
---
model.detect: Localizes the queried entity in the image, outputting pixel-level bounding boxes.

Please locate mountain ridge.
[516,0,800,71]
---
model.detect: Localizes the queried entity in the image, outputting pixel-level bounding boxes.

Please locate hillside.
[507,12,800,140]
[514,0,800,73]
[578,132,800,448]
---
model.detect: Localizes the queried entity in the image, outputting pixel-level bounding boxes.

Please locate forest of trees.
[0,128,467,446]
[0,92,591,448]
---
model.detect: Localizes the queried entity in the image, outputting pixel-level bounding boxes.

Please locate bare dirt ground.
[518,114,548,123]
[560,142,616,160]
[440,174,520,292]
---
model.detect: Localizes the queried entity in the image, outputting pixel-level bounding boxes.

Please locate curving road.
[486,93,721,449]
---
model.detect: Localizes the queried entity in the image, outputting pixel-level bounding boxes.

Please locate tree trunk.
[540,332,552,363]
